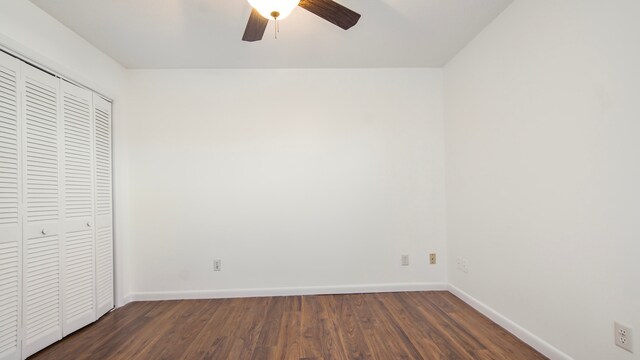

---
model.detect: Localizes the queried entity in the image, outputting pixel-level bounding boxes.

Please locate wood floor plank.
[136,299,216,360]
[349,293,416,359]
[426,292,548,360]
[300,295,348,359]
[324,295,374,360]
[376,292,456,359]
[227,297,273,359]
[256,296,302,360]
[29,292,549,360]
[105,300,187,360]
[252,296,287,357]
[30,301,156,360]
[180,298,252,359]
[364,293,426,359]
[404,292,481,359]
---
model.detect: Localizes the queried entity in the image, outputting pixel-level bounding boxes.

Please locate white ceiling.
[31,0,513,69]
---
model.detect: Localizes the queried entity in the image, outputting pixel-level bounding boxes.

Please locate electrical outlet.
[615,322,633,353]
[213,259,222,272]
[401,255,409,266]
[456,256,462,270]
[429,253,437,265]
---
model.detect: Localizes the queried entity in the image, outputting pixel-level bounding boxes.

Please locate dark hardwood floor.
[30,291,547,360]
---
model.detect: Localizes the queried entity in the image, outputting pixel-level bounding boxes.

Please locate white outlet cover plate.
[615,322,633,353]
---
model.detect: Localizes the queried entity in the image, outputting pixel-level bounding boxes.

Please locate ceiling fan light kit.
[242,0,361,42]
[248,0,300,21]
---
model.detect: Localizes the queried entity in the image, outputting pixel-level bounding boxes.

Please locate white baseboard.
[118,294,133,307]
[447,284,573,360]
[128,282,447,302]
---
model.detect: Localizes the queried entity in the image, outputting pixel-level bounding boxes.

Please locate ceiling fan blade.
[242,8,269,42]
[298,0,361,30]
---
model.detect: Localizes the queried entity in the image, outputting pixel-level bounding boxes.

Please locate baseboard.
[128,282,447,302]
[119,294,133,307]
[447,284,573,360]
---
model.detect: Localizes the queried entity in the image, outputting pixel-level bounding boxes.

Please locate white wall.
[0,0,123,96]
[0,0,132,306]
[10,1,639,358]
[126,68,446,297]
[445,1,640,359]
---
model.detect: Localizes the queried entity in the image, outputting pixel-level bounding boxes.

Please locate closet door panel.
[60,81,95,335]
[21,65,62,359]
[0,52,21,360]
[93,95,113,317]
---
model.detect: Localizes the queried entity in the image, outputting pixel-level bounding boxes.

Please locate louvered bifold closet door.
[21,65,62,359]
[93,95,113,317]
[0,52,22,360]
[60,81,95,336]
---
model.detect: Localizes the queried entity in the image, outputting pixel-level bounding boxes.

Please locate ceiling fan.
[242,0,361,42]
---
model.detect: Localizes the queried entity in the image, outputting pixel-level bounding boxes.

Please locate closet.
[0,50,113,360]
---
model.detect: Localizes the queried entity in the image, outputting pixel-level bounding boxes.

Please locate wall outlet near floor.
[401,255,410,266]
[213,259,222,272]
[429,253,437,265]
[615,322,633,353]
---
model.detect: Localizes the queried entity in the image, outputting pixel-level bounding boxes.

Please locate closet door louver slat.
[60,81,95,336]
[21,65,62,359]
[93,95,113,317]
[0,51,21,360]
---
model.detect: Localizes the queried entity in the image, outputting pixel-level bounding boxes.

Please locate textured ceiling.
[31,0,513,69]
